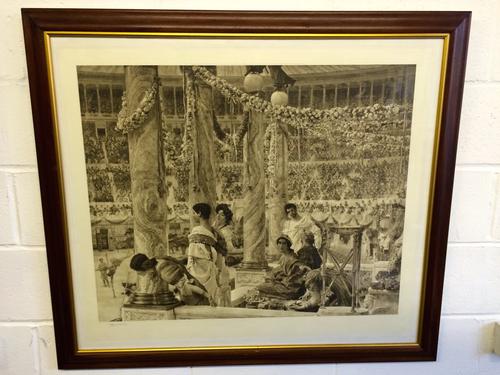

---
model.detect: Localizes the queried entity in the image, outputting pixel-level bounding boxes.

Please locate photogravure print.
[78,65,415,322]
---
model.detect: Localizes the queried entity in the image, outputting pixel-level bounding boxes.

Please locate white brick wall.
[13,172,45,246]
[1,1,499,374]
[0,172,19,244]
[0,83,37,166]
[0,326,38,375]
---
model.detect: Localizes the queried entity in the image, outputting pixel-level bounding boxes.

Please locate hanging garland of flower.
[193,66,270,110]
[89,202,133,219]
[178,72,195,168]
[192,66,410,141]
[159,70,196,199]
[288,156,407,168]
[234,110,250,147]
[293,196,404,214]
[177,70,196,196]
[263,122,278,194]
[116,77,160,133]
[159,87,170,165]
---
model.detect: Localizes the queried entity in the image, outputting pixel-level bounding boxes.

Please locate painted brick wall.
[1,1,499,374]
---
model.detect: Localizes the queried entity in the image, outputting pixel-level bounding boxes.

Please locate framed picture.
[22,9,470,369]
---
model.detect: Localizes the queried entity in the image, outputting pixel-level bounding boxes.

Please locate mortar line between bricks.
[455,165,500,172]
[441,313,500,319]
[0,78,28,86]
[0,321,53,326]
[464,80,500,85]
[0,245,46,251]
[0,165,37,173]
[447,242,500,247]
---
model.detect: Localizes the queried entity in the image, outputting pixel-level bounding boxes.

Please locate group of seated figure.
[127,201,351,312]
[125,197,410,311]
[253,233,325,312]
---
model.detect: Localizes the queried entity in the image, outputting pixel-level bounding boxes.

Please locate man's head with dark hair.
[192,203,211,220]
[215,203,233,225]
[303,231,315,245]
[129,253,158,272]
[284,203,298,219]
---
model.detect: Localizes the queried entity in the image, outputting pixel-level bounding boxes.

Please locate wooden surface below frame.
[21,8,471,369]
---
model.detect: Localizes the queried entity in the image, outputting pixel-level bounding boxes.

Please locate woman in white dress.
[187,203,231,307]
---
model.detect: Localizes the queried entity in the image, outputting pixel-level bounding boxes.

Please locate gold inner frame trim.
[80,342,421,354]
[45,31,450,39]
[43,31,450,354]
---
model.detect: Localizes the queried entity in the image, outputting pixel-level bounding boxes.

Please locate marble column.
[126,66,168,258]
[268,123,288,259]
[241,105,268,269]
[188,67,218,223]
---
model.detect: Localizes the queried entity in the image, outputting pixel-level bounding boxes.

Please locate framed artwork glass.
[22,9,470,368]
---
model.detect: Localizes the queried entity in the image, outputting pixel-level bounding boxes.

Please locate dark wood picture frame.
[21,8,470,369]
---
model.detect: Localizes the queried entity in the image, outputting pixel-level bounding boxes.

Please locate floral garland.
[288,156,407,167]
[179,71,195,168]
[86,164,130,172]
[116,77,160,133]
[264,122,278,194]
[89,202,133,219]
[192,66,410,141]
[294,197,405,213]
[233,110,250,147]
[159,70,196,198]
[191,66,409,182]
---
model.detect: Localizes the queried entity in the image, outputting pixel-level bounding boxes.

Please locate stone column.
[126,66,168,258]
[268,123,288,259]
[241,106,268,269]
[187,68,218,223]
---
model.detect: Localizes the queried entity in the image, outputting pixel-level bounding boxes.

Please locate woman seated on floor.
[256,234,310,300]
